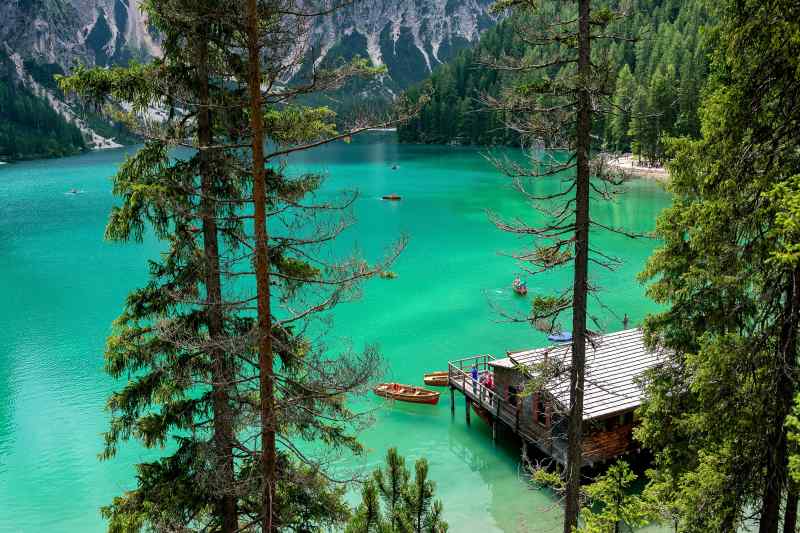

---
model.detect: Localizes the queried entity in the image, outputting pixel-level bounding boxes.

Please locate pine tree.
[347,448,448,533]
[482,2,641,531]
[637,1,800,531]
[60,0,420,530]
[232,1,419,528]
[577,462,654,533]
[607,64,635,151]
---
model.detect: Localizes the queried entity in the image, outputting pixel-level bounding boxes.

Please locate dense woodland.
[398,0,709,163]
[6,0,800,532]
[0,54,85,161]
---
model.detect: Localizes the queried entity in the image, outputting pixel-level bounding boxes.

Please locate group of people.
[470,365,495,390]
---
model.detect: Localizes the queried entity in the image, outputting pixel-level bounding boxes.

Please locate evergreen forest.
[0,53,86,161]
[398,0,709,163]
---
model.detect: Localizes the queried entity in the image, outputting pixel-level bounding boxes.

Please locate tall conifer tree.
[61,0,420,529]
[483,1,638,531]
[638,1,800,531]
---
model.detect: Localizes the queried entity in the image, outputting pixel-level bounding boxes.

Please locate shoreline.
[605,154,669,182]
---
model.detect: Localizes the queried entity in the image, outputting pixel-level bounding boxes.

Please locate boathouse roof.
[489,328,663,421]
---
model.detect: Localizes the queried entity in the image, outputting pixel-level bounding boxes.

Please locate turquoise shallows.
[0,134,670,532]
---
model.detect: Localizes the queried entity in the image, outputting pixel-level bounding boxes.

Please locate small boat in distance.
[65,188,83,195]
[374,383,440,405]
[547,331,573,343]
[512,276,528,296]
[382,194,401,201]
[423,371,448,387]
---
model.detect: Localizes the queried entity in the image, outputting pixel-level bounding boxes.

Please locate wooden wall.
[492,365,637,464]
[582,422,635,463]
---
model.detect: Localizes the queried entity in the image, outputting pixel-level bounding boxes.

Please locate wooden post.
[465,396,471,426]
[450,387,455,414]
[492,419,497,442]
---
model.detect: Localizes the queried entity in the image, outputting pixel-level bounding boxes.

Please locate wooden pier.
[448,354,568,465]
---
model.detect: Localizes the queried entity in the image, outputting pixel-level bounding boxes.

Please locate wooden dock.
[447,354,568,465]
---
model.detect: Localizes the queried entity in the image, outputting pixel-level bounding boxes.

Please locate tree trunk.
[196,31,237,533]
[761,268,800,533]
[563,1,592,532]
[245,0,277,530]
[785,480,798,533]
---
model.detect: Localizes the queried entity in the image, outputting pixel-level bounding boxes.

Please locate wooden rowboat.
[382,194,402,201]
[423,371,449,387]
[374,383,440,405]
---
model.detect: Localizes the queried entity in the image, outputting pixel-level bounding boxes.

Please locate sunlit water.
[0,134,670,532]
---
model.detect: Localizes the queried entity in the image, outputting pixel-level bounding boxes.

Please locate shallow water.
[0,134,670,532]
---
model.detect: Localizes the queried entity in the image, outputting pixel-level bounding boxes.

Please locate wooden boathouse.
[447,328,663,466]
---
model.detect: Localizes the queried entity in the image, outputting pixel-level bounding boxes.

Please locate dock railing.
[447,353,570,465]
[448,354,499,414]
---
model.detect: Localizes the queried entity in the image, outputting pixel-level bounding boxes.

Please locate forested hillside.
[398,0,710,162]
[0,53,85,161]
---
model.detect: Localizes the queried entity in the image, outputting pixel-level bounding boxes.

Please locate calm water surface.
[0,135,670,532]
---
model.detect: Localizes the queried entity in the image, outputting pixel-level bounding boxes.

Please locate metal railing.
[448,354,499,413]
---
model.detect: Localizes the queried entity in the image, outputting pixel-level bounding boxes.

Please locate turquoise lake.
[0,134,671,532]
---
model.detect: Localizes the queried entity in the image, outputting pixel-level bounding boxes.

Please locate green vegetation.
[347,448,448,533]
[531,461,655,533]
[60,0,406,530]
[398,0,709,162]
[0,54,85,161]
[483,1,643,529]
[636,0,800,530]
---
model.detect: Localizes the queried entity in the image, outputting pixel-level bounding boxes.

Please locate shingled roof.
[489,328,664,421]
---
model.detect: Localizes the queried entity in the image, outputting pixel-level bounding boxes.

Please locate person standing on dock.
[471,365,479,393]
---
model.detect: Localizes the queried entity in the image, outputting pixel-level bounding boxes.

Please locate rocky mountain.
[0,0,160,158]
[1,0,159,70]
[307,0,497,92]
[0,0,497,159]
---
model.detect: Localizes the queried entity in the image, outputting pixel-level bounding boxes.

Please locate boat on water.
[382,194,402,201]
[547,331,573,342]
[423,371,448,387]
[374,383,440,404]
[512,277,528,296]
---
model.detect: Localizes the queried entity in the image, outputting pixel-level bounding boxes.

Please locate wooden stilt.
[465,396,471,426]
[450,387,455,414]
[492,419,497,442]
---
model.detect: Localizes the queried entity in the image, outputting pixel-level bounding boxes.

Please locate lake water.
[0,134,671,532]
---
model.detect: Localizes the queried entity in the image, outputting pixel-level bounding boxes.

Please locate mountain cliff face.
[307,0,496,91]
[0,0,160,158]
[1,0,159,70]
[0,0,496,159]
